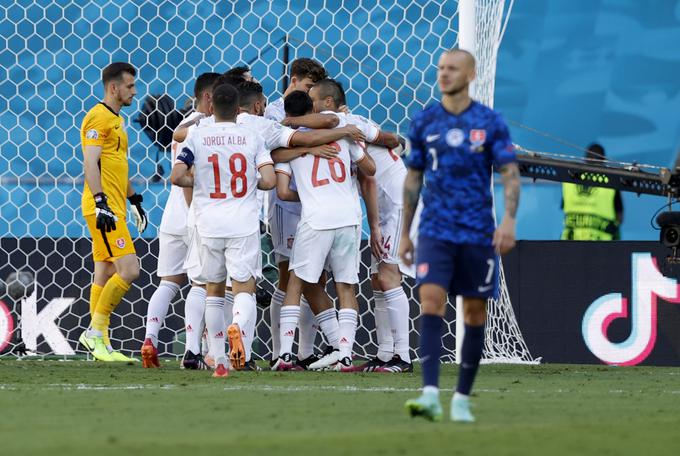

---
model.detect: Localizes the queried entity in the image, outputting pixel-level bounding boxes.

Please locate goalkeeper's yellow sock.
[92,274,130,341]
[89,284,103,321]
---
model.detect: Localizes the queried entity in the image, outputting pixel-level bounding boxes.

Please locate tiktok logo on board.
[582,253,680,365]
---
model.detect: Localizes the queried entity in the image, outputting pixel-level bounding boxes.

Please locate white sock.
[279,305,300,356]
[315,307,339,349]
[373,290,394,361]
[232,292,257,361]
[243,293,258,362]
[338,308,358,359]
[184,286,206,355]
[269,288,285,359]
[144,280,181,347]
[385,286,411,362]
[205,296,226,364]
[297,297,318,360]
[224,290,234,327]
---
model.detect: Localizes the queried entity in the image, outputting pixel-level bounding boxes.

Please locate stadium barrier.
[502,241,680,366]
[3,239,679,366]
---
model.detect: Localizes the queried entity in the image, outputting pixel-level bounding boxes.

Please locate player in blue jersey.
[399,49,520,422]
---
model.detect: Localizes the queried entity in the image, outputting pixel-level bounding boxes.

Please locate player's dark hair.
[237,81,264,108]
[313,78,346,108]
[102,62,136,86]
[194,72,221,99]
[212,69,247,91]
[225,66,250,80]
[586,143,605,160]
[284,91,313,117]
[290,58,327,83]
[212,83,239,120]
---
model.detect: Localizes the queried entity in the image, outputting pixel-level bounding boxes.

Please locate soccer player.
[79,62,147,362]
[234,80,365,369]
[170,83,276,378]
[264,58,328,364]
[303,79,412,373]
[401,49,520,422]
[273,91,376,371]
[141,72,220,369]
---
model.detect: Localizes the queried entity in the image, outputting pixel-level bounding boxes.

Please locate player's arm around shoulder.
[353,142,376,176]
[257,163,276,190]
[274,163,299,202]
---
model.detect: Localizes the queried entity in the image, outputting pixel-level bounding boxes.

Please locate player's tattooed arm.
[359,171,384,259]
[499,162,520,219]
[402,168,423,233]
[493,162,520,255]
[399,168,423,266]
[271,145,338,163]
[281,113,339,129]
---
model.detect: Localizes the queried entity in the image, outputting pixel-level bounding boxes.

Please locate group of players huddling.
[79,50,520,422]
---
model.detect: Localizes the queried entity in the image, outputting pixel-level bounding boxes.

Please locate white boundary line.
[2,383,680,394]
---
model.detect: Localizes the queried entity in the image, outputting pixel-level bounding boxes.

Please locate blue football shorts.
[415,235,499,299]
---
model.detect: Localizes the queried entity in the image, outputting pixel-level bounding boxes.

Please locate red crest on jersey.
[417,263,429,278]
[470,129,486,146]
[116,237,126,249]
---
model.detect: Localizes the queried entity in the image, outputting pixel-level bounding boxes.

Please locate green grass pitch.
[1,361,679,455]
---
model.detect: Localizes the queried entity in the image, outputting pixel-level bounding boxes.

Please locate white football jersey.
[179,121,272,238]
[159,111,204,236]
[262,97,303,216]
[368,143,407,204]
[264,96,285,123]
[276,137,365,230]
[237,112,297,220]
[236,112,295,150]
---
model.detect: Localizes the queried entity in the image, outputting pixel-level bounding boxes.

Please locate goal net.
[0,0,536,364]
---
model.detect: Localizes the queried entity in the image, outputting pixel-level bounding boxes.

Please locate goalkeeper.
[78,62,147,362]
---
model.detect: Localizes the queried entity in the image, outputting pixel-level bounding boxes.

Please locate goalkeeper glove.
[93,192,117,233]
[128,193,148,233]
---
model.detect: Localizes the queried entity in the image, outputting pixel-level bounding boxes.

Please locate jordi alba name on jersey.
[406,101,516,245]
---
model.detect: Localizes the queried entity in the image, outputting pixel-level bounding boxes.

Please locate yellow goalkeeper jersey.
[80,102,129,218]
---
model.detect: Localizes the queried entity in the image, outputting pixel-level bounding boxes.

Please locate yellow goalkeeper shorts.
[84,214,136,262]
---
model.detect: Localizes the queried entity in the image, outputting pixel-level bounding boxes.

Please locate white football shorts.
[194,232,262,284]
[269,204,300,264]
[157,232,190,278]
[290,221,360,284]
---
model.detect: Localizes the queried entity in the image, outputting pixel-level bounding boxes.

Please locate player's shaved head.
[194,72,221,99]
[310,78,346,111]
[443,48,476,70]
[284,90,313,117]
[102,62,136,86]
[437,49,476,96]
[212,83,239,121]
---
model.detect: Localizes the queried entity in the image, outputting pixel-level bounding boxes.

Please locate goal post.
[0,0,536,364]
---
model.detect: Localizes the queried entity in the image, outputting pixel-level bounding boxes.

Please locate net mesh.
[0,0,536,364]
